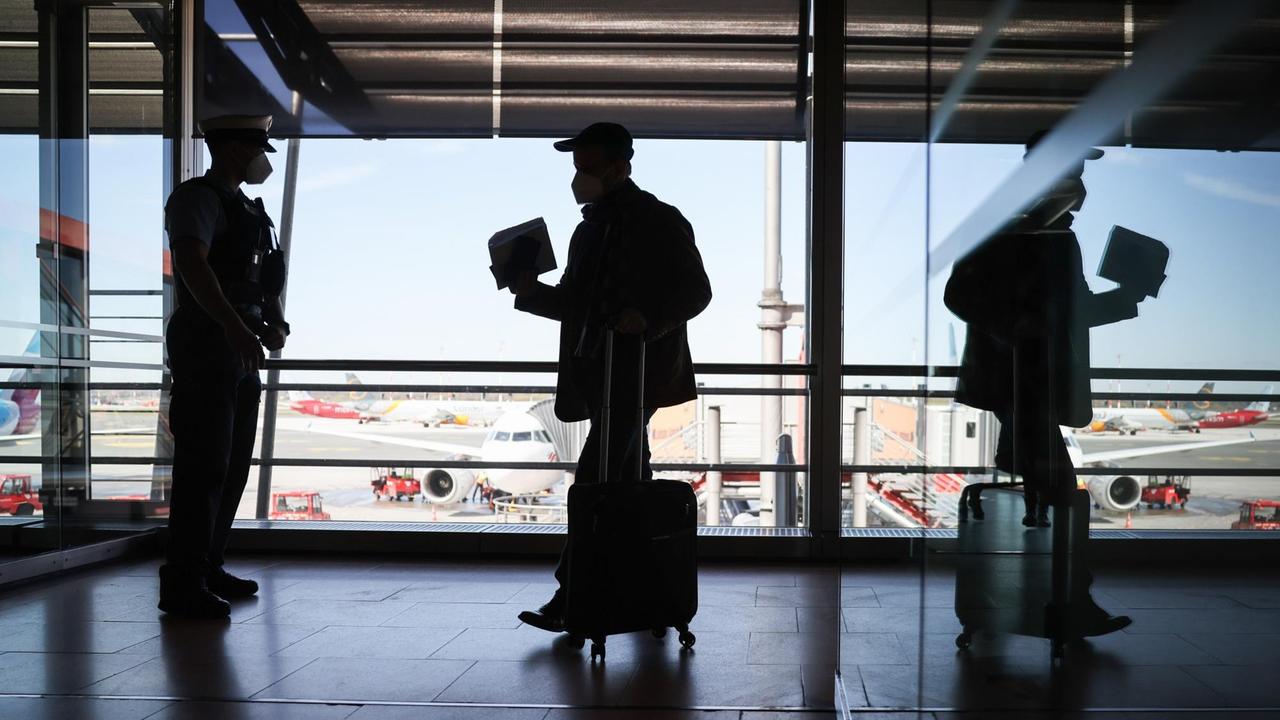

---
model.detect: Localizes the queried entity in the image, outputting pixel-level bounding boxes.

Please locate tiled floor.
[0,554,1276,719]
[836,563,1280,716]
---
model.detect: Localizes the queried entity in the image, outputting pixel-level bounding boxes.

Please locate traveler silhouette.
[946,130,1146,526]
[946,129,1153,638]
[507,122,712,633]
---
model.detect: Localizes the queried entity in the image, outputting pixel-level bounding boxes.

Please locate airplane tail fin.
[1186,381,1216,414]
[1247,385,1273,413]
[345,372,372,408]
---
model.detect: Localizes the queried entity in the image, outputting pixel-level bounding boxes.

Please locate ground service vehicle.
[1232,500,1280,530]
[371,468,421,502]
[0,474,41,515]
[1141,475,1191,509]
[270,491,331,520]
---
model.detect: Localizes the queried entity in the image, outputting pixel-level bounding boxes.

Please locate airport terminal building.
[1,1,1279,718]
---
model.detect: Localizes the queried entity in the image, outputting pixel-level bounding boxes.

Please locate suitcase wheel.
[567,634,586,649]
[651,628,667,639]
[678,629,696,650]
[590,639,606,662]
[955,632,972,650]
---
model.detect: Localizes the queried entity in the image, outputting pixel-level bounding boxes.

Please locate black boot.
[158,565,231,619]
[518,595,566,633]
[207,568,259,599]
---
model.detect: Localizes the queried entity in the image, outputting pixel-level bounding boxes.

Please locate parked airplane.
[1066,429,1256,512]
[1197,387,1271,430]
[1087,382,1214,434]
[288,374,515,427]
[286,409,561,503]
[0,335,42,442]
[288,390,362,420]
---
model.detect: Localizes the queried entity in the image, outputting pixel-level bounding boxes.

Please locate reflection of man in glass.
[948,131,1146,526]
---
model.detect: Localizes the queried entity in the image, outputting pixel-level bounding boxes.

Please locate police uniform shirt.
[165,171,233,248]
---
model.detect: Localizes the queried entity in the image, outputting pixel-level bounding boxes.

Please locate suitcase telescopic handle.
[598,330,646,483]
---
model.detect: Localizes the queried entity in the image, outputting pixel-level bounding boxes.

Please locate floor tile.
[274,626,462,659]
[836,633,913,666]
[798,605,845,633]
[1182,665,1280,707]
[1074,631,1220,666]
[1093,588,1246,610]
[839,587,880,608]
[749,631,838,665]
[697,585,760,607]
[0,651,153,693]
[1123,608,1280,636]
[619,660,806,708]
[243,599,418,627]
[380,602,525,629]
[388,581,530,604]
[1181,632,1280,665]
[546,710,738,719]
[83,654,315,699]
[435,659,636,705]
[0,696,169,720]
[689,605,798,632]
[142,700,359,719]
[842,607,961,635]
[757,586,840,608]
[253,657,475,703]
[117,621,322,658]
[268,579,415,603]
[0,621,162,653]
[348,706,548,720]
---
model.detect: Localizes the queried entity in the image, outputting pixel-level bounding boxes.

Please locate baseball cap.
[553,122,634,160]
[198,114,277,153]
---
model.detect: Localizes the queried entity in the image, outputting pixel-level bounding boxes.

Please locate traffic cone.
[1125,511,1132,529]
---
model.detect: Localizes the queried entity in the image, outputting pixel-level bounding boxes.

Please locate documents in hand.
[488,217,556,290]
[1098,226,1169,299]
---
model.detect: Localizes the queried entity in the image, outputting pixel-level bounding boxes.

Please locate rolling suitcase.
[563,331,699,661]
[953,487,1094,660]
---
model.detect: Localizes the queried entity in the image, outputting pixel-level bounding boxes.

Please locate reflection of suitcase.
[564,332,698,661]
[953,488,1093,659]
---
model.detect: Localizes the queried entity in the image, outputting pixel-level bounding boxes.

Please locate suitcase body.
[563,332,698,660]
[953,487,1093,658]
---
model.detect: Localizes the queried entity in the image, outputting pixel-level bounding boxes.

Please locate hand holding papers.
[1098,226,1168,299]
[489,218,556,291]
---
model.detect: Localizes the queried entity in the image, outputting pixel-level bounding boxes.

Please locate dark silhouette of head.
[555,122,634,204]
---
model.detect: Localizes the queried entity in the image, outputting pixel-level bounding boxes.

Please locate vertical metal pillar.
[851,406,869,528]
[807,0,846,557]
[38,0,91,522]
[255,91,302,519]
[759,140,783,525]
[706,405,722,526]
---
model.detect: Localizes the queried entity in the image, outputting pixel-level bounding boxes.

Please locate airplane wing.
[1082,433,1256,465]
[0,433,39,445]
[0,426,155,446]
[278,418,482,457]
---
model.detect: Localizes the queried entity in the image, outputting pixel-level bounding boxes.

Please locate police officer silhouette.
[159,115,289,618]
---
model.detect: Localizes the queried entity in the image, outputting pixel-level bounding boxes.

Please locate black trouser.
[165,315,261,576]
[551,389,655,599]
[995,409,1074,516]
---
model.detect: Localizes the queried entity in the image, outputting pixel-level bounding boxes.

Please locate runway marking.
[1198,455,1253,463]
[306,446,360,452]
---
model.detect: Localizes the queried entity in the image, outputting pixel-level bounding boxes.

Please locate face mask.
[571,170,605,204]
[245,152,273,185]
